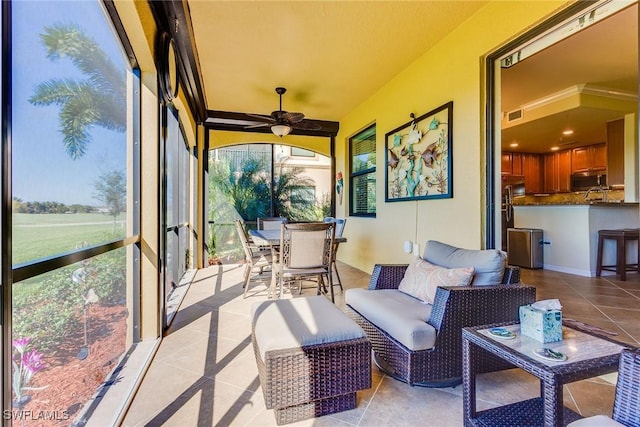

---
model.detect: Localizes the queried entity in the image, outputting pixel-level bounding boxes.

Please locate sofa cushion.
[423,240,506,285]
[567,415,625,427]
[398,258,474,304]
[345,288,436,351]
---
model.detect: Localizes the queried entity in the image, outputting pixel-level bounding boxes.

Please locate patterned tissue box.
[519,304,562,343]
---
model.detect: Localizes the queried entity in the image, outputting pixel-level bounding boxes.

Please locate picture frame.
[385,101,453,202]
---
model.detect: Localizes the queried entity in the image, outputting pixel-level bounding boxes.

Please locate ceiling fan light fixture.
[271,124,292,137]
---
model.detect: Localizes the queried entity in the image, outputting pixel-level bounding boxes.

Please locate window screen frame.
[348,123,376,217]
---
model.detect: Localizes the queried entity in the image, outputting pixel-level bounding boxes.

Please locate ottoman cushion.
[252,295,366,359]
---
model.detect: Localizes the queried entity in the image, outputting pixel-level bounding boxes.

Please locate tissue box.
[519,305,562,343]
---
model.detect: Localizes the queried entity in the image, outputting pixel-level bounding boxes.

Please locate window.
[207,144,331,264]
[8,0,139,422]
[291,147,315,157]
[290,185,316,207]
[349,124,376,216]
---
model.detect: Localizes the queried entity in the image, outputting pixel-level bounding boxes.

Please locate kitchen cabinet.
[543,150,571,193]
[558,150,572,192]
[512,153,523,175]
[522,153,542,193]
[572,143,606,173]
[501,152,523,175]
[607,119,624,187]
[501,153,512,175]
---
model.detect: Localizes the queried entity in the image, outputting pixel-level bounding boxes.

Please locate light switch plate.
[412,242,420,256]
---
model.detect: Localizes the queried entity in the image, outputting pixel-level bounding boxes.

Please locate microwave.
[571,171,606,191]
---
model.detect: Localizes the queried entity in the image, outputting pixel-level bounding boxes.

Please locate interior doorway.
[485,0,638,252]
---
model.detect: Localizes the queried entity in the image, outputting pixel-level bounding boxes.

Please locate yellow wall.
[335,1,569,273]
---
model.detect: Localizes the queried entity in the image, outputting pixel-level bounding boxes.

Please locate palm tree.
[29,24,125,160]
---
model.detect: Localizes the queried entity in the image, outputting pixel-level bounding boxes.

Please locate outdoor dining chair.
[275,222,336,302]
[257,216,288,230]
[323,217,347,290]
[235,219,273,298]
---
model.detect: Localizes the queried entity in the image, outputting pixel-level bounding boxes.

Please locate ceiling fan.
[246,87,321,136]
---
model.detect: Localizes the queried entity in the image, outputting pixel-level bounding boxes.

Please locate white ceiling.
[501,3,638,153]
[188,1,487,121]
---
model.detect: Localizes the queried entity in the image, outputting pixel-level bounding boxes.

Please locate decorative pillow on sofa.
[398,258,475,304]
[423,240,506,285]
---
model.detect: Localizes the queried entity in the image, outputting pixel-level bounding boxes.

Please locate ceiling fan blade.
[244,122,270,129]
[282,112,305,124]
[246,112,274,122]
[293,120,322,131]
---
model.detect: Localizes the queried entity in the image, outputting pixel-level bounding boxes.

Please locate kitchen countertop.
[514,201,639,207]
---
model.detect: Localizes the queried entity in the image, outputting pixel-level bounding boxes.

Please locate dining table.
[248,228,347,298]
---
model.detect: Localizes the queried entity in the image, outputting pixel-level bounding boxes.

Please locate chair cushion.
[345,288,436,351]
[251,295,365,359]
[423,240,506,285]
[398,258,474,304]
[567,415,625,427]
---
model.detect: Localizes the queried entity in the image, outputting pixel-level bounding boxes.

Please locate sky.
[11,0,129,206]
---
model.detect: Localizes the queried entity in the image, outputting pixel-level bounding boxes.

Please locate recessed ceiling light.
[551,146,559,151]
[562,130,574,136]
[510,143,519,147]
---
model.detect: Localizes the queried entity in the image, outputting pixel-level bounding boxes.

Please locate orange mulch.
[15,305,127,427]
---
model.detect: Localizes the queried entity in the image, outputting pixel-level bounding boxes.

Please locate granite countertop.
[514,201,639,206]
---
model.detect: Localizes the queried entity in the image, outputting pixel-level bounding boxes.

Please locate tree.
[29,24,125,160]
[93,170,126,233]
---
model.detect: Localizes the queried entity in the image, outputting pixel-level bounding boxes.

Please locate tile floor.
[122,263,640,426]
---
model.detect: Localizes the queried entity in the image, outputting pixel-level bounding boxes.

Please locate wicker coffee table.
[462,321,629,427]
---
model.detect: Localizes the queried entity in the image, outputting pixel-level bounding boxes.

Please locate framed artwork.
[385,101,453,202]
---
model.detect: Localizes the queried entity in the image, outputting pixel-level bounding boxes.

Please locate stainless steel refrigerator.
[501,175,525,251]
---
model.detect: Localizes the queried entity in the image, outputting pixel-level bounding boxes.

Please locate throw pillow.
[423,240,506,285]
[398,258,475,304]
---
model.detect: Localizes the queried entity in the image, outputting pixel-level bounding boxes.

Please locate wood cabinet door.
[522,153,541,193]
[572,144,607,172]
[512,153,523,175]
[592,143,607,170]
[501,153,512,175]
[557,150,572,192]
[572,147,590,172]
[543,153,557,192]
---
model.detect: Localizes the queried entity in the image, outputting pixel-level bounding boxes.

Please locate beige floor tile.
[136,378,264,427]
[122,361,208,426]
[125,264,634,426]
[358,376,464,426]
[162,334,253,382]
[566,379,615,417]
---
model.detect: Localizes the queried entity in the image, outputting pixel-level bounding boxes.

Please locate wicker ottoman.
[251,296,371,425]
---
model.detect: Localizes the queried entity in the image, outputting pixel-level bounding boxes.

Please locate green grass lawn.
[12,213,125,265]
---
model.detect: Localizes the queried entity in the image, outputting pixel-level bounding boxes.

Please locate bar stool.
[596,228,640,281]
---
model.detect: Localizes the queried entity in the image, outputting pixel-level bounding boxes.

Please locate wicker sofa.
[345,240,536,387]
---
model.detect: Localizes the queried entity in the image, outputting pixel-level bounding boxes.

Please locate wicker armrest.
[501,265,521,284]
[429,284,536,337]
[368,264,409,290]
[613,348,640,426]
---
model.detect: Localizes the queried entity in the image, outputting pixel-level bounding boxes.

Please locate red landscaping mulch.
[15,305,127,427]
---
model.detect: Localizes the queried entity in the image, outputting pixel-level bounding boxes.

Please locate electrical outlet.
[412,242,420,256]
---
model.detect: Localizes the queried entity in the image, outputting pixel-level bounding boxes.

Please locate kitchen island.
[513,203,639,277]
